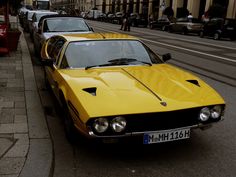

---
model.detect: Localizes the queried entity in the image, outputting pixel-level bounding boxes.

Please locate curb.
[19,29,53,177]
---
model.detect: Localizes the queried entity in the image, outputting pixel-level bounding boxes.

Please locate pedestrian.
[124,13,131,31]
[120,13,127,30]
[187,13,193,22]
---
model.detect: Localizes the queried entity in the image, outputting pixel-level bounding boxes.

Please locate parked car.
[200,18,236,40]
[33,15,93,56]
[130,13,148,27]
[86,10,103,20]
[106,13,115,23]
[168,17,203,34]
[23,10,37,32]
[30,11,58,39]
[149,16,170,31]
[112,12,123,24]
[41,32,225,144]
[96,12,106,21]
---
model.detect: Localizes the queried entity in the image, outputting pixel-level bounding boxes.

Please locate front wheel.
[199,31,204,38]
[168,26,173,33]
[182,27,188,35]
[64,107,78,144]
[61,96,78,144]
[213,32,220,40]
[161,26,166,31]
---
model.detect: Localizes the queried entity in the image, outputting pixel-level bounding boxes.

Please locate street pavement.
[0,16,52,177]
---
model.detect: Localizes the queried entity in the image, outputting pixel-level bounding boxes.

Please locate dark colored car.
[112,12,123,24]
[105,13,115,23]
[200,18,236,40]
[149,16,170,31]
[130,13,148,27]
[168,17,203,35]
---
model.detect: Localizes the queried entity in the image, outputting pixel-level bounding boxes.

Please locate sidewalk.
[0,16,53,177]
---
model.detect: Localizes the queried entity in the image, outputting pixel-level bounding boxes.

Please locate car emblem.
[160,102,167,106]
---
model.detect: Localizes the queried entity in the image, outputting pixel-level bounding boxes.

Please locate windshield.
[43,18,90,32]
[63,40,162,68]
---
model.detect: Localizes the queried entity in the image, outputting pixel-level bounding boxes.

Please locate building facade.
[51,0,236,19]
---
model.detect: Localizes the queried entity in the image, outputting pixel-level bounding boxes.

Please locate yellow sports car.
[41,33,225,144]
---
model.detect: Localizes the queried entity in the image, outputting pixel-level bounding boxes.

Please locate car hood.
[59,64,225,120]
[43,31,93,40]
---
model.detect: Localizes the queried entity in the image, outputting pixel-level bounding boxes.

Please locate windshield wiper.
[85,58,152,70]
[85,63,129,70]
[108,58,152,66]
[67,30,88,32]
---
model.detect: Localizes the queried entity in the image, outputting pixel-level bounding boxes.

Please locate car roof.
[58,33,138,42]
[39,14,83,24]
[34,11,57,14]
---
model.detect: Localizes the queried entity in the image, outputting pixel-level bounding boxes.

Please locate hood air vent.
[82,87,97,96]
[186,80,200,87]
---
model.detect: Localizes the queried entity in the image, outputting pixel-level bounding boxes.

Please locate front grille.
[87,107,203,136]
[125,107,201,132]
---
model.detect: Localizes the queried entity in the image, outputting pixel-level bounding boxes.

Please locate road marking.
[90,21,236,50]
[94,26,236,63]
[134,29,236,51]
[140,38,236,63]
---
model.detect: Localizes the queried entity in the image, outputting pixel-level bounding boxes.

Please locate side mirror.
[162,53,171,62]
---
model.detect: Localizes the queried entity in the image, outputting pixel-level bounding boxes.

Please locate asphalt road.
[25,21,236,177]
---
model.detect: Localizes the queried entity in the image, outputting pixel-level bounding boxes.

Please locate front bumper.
[86,121,221,138]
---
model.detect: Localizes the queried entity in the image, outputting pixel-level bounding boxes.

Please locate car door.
[45,36,66,100]
[34,19,45,54]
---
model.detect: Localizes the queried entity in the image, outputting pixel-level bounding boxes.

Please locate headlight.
[93,118,109,133]
[110,116,127,133]
[199,107,210,122]
[211,105,222,119]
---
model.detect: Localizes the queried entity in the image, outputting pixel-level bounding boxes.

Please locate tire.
[161,26,166,31]
[61,95,78,144]
[199,31,204,38]
[168,26,173,33]
[182,27,188,35]
[44,69,51,90]
[131,22,135,27]
[213,32,220,40]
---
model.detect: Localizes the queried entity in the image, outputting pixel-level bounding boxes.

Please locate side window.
[38,20,44,32]
[43,20,49,32]
[60,54,69,69]
[47,37,58,58]
[51,39,65,64]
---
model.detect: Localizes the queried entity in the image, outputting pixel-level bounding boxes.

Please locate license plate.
[143,128,190,144]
